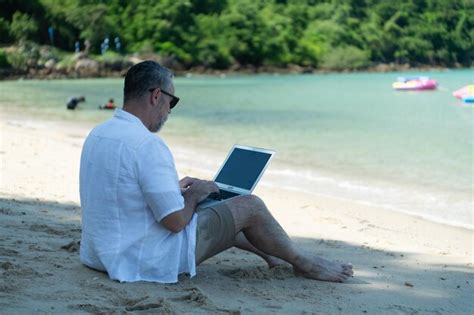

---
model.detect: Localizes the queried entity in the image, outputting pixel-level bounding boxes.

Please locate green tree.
[9,11,38,42]
[41,0,118,53]
[0,0,472,69]
[320,45,371,70]
[219,0,270,66]
[293,21,329,66]
[188,14,234,68]
[0,17,11,43]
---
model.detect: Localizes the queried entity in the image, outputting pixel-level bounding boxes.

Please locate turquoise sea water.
[1,70,473,228]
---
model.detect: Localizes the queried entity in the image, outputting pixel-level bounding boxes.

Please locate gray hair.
[123,61,173,103]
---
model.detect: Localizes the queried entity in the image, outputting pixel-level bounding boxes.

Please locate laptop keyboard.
[209,190,240,200]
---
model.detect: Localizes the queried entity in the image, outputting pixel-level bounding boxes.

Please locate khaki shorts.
[195,202,236,265]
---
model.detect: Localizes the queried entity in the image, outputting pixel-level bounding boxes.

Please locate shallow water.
[1,70,472,228]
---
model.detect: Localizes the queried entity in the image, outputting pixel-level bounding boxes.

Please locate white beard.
[151,115,168,133]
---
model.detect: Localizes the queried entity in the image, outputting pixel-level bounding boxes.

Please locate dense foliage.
[1,0,472,70]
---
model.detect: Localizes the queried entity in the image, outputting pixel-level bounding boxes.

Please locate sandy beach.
[0,112,472,314]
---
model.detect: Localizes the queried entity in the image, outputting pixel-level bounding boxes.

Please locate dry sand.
[0,113,472,314]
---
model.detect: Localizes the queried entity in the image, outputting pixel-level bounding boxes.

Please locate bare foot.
[294,255,353,283]
[264,255,288,268]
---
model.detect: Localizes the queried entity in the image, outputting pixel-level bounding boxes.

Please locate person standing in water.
[66,96,86,110]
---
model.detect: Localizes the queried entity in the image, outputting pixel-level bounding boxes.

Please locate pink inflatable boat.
[453,85,474,99]
[392,77,438,90]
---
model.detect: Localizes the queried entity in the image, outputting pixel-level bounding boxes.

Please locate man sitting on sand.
[79,61,353,283]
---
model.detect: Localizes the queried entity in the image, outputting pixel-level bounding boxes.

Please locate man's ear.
[149,89,161,107]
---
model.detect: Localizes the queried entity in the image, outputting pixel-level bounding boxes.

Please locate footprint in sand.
[0,248,20,256]
[171,287,210,306]
[0,207,24,216]
[171,287,240,314]
[28,244,54,252]
[30,224,66,236]
[61,240,80,252]
[220,265,293,281]
[1,261,40,277]
[69,304,116,314]
[125,299,174,312]
[384,304,425,314]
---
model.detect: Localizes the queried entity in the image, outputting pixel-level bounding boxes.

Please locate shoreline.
[264,182,474,232]
[160,125,474,232]
[1,60,470,81]
[1,111,472,313]
[2,110,472,232]
[174,146,474,232]
[1,110,471,234]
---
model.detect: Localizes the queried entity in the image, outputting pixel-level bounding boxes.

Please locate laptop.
[198,144,275,207]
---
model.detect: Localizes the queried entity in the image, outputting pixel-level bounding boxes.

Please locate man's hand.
[161,177,219,233]
[182,178,219,204]
[179,176,199,193]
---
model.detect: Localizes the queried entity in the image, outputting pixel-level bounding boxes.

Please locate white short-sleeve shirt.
[79,109,197,283]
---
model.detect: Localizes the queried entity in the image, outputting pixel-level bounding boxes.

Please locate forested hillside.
[1,0,472,71]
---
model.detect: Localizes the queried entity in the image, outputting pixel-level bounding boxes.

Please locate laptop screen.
[214,147,273,190]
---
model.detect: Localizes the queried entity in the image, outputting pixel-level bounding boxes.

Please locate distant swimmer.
[66,96,85,110]
[99,98,116,110]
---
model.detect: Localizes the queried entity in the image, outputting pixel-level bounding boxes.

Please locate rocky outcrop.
[74,58,99,76]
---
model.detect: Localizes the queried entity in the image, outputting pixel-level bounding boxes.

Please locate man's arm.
[161,178,218,233]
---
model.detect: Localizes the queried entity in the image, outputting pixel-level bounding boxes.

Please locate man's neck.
[123,103,150,131]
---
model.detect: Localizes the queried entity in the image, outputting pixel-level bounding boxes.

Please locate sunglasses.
[149,87,180,109]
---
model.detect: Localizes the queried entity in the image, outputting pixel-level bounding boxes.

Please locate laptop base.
[198,189,241,208]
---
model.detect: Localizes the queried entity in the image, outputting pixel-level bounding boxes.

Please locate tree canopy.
[0,0,472,69]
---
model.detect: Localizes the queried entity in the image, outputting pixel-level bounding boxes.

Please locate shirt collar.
[114,109,149,131]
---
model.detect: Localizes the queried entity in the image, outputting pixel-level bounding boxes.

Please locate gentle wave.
[262,168,474,230]
[173,144,473,230]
